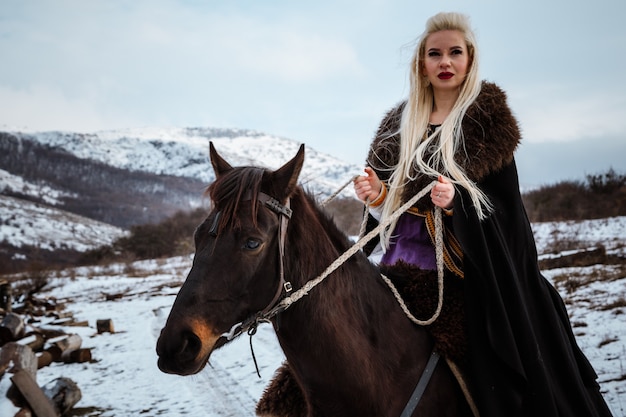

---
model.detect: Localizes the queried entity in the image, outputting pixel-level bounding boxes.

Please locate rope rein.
[320,174,360,206]
[267,179,445,326]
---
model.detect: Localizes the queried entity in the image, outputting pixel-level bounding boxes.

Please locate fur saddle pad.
[380,260,467,365]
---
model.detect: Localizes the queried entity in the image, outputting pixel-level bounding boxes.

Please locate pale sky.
[1,0,625,186]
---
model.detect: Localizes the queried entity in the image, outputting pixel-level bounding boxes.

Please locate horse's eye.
[243,239,261,250]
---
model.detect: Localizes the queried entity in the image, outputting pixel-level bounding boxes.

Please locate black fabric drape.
[454,160,613,416]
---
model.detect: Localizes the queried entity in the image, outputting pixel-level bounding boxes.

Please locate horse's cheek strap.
[261,197,292,317]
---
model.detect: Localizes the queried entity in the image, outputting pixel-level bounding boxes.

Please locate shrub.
[523,168,626,222]
[586,168,626,194]
[112,207,208,261]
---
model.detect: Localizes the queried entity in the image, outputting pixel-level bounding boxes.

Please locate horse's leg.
[256,362,308,417]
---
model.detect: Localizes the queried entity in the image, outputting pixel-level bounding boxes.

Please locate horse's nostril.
[179,330,202,362]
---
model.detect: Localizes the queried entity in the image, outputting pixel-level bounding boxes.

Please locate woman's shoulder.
[462,80,522,181]
[479,80,507,96]
[472,80,519,134]
[474,81,510,111]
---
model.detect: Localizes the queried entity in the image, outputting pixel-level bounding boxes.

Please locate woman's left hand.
[431,175,455,209]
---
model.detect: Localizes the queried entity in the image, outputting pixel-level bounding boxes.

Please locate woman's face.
[422,30,470,94]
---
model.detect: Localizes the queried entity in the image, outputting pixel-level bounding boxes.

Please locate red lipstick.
[438,72,453,80]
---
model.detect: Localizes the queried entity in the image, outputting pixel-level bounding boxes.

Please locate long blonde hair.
[381,12,490,247]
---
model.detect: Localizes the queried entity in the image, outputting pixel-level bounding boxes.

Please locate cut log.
[0,312,25,344]
[49,317,89,327]
[62,348,92,364]
[10,369,59,417]
[49,317,74,326]
[45,334,82,362]
[17,333,45,352]
[64,320,89,327]
[0,342,37,378]
[96,319,115,334]
[51,311,73,320]
[37,351,54,369]
[35,327,67,340]
[42,377,82,415]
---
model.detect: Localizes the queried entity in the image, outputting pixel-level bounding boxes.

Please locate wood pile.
[0,280,113,417]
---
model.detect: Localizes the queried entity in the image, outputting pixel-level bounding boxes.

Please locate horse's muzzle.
[156,321,221,375]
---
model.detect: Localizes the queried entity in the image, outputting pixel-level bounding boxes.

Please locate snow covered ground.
[0,194,126,253]
[1,256,285,417]
[0,169,77,206]
[2,217,626,416]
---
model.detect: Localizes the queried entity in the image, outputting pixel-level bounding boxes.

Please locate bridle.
[220,191,294,341]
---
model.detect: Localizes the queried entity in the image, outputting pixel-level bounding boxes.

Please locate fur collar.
[367,81,521,208]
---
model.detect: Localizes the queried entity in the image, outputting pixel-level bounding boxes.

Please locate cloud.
[516,134,626,187]
[0,84,114,132]
[220,27,365,82]
[0,1,371,134]
[510,85,626,143]
[151,10,368,83]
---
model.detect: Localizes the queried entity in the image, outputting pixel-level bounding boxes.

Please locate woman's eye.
[428,51,440,57]
[243,239,261,250]
[451,49,463,55]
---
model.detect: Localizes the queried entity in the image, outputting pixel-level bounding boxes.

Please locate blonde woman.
[354,12,613,417]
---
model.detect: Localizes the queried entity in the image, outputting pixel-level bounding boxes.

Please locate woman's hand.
[354,167,383,203]
[431,175,455,209]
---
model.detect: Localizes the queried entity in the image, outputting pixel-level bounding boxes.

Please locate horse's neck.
[276,253,431,414]
[280,198,430,364]
[270,198,445,414]
[282,200,393,341]
[280,246,419,349]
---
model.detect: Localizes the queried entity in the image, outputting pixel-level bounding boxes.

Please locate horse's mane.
[207,166,266,236]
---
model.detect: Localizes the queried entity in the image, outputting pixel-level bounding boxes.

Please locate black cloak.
[365,81,613,417]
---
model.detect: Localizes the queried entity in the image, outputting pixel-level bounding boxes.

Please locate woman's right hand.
[354,167,383,203]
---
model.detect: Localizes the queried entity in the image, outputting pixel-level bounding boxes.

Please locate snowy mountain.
[2,127,360,197]
[0,194,126,253]
[0,127,361,273]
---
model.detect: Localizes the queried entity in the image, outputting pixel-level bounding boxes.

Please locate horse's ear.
[272,144,305,199]
[209,142,233,178]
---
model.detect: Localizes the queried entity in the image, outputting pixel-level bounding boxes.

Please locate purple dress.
[380,213,436,270]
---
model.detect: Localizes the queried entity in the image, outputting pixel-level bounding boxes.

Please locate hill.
[0,127,362,273]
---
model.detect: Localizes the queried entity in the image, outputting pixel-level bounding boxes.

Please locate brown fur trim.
[256,362,308,417]
[367,81,521,211]
[380,261,468,367]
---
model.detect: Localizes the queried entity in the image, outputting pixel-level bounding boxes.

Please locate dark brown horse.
[156,144,471,416]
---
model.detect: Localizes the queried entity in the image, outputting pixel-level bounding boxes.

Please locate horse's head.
[156,142,304,375]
